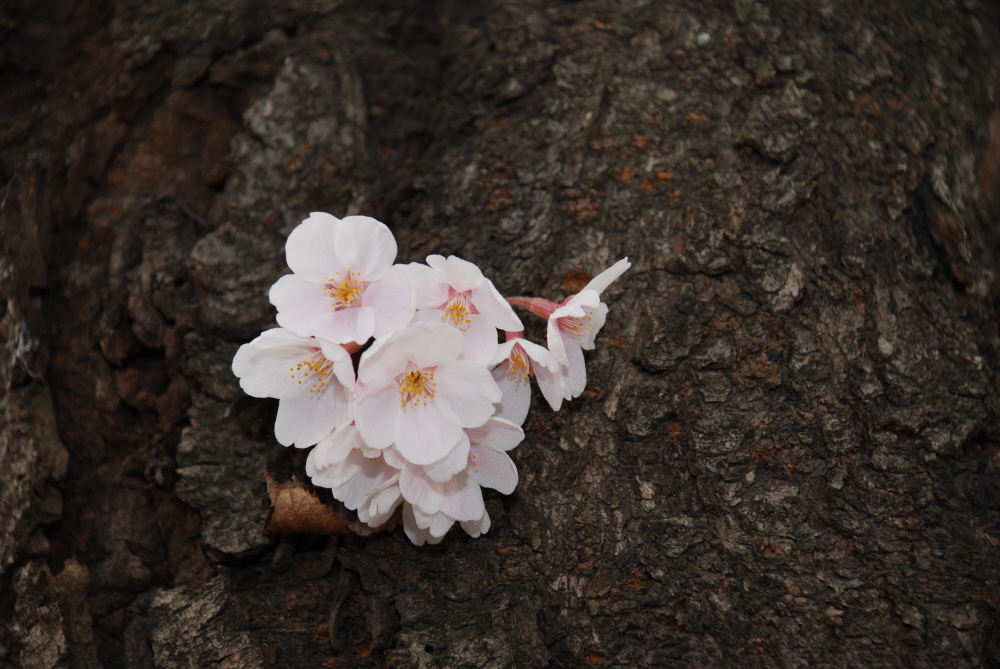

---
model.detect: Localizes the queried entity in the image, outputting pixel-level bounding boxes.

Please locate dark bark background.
[3,0,1000,667]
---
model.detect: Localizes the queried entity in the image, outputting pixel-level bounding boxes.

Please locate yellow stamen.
[440,293,473,332]
[505,348,530,383]
[398,369,436,407]
[288,354,334,394]
[325,270,363,309]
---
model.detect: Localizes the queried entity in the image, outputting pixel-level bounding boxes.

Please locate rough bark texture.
[2,0,1000,667]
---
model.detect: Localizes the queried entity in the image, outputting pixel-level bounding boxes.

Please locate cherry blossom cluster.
[232,212,629,545]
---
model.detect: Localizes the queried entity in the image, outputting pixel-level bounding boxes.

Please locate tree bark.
[3,0,1000,667]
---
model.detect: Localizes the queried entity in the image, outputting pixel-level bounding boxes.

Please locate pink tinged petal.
[375,484,403,517]
[396,321,465,369]
[460,509,491,538]
[270,274,330,337]
[467,445,518,494]
[582,257,631,295]
[355,379,401,449]
[471,280,523,331]
[465,418,525,452]
[365,265,416,339]
[561,331,587,399]
[307,448,361,489]
[337,459,393,510]
[491,340,517,367]
[316,340,356,389]
[426,255,484,292]
[232,332,316,399]
[440,475,485,522]
[546,317,568,366]
[394,403,464,465]
[274,389,339,448]
[411,505,435,529]
[460,315,500,366]
[406,262,450,309]
[284,213,344,283]
[491,363,531,426]
[428,512,455,538]
[434,360,502,427]
[400,464,444,515]
[362,492,402,528]
[336,216,397,280]
[532,359,565,411]
[519,339,562,373]
[309,304,376,345]
[313,425,365,468]
[423,433,471,483]
[382,447,405,469]
[403,505,439,546]
[357,331,409,386]
[578,303,609,350]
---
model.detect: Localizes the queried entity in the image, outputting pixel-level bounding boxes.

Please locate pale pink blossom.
[491,332,565,425]
[397,417,521,543]
[306,425,402,527]
[269,212,414,345]
[508,258,630,400]
[354,322,502,466]
[407,255,522,365]
[231,328,355,448]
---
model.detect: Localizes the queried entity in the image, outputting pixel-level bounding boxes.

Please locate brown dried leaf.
[264,474,400,536]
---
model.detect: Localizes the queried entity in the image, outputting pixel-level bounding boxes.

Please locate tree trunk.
[3,0,1000,667]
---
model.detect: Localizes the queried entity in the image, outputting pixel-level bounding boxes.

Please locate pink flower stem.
[505,296,560,319]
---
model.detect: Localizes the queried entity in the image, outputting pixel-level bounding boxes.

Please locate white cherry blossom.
[269,212,414,345]
[407,255,522,365]
[306,425,403,528]
[354,321,502,466]
[508,258,630,400]
[231,328,355,448]
[491,332,566,425]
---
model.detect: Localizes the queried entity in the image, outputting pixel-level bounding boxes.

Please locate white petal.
[465,417,525,451]
[337,459,393,510]
[400,464,444,514]
[308,448,361,489]
[355,379,401,449]
[309,305,376,345]
[284,213,344,283]
[434,360,502,427]
[578,303,608,350]
[270,274,330,337]
[312,425,365,468]
[490,340,517,367]
[426,255,484,292]
[406,262,450,309]
[403,504,441,545]
[335,216,397,281]
[357,330,408,385]
[382,447,405,469]
[467,445,518,494]
[491,363,531,426]
[561,332,587,399]
[533,358,565,411]
[274,390,338,448]
[546,316,568,366]
[440,475,485,522]
[518,339,562,373]
[423,433,471,482]
[365,265,416,339]
[460,315,500,366]
[394,404,464,465]
[582,258,631,295]
[397,321,465,369]
[428,511,456,538]
[471,280,523,331]
[232,330,317,399]
[460,509,491,538]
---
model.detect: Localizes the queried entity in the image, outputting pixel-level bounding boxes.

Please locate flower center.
[561,312,595,341]
[506,347,530,383]
[398,369,436,407]
[440,293,473,332]
[288,352,334,394]
[325,270,363,309]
